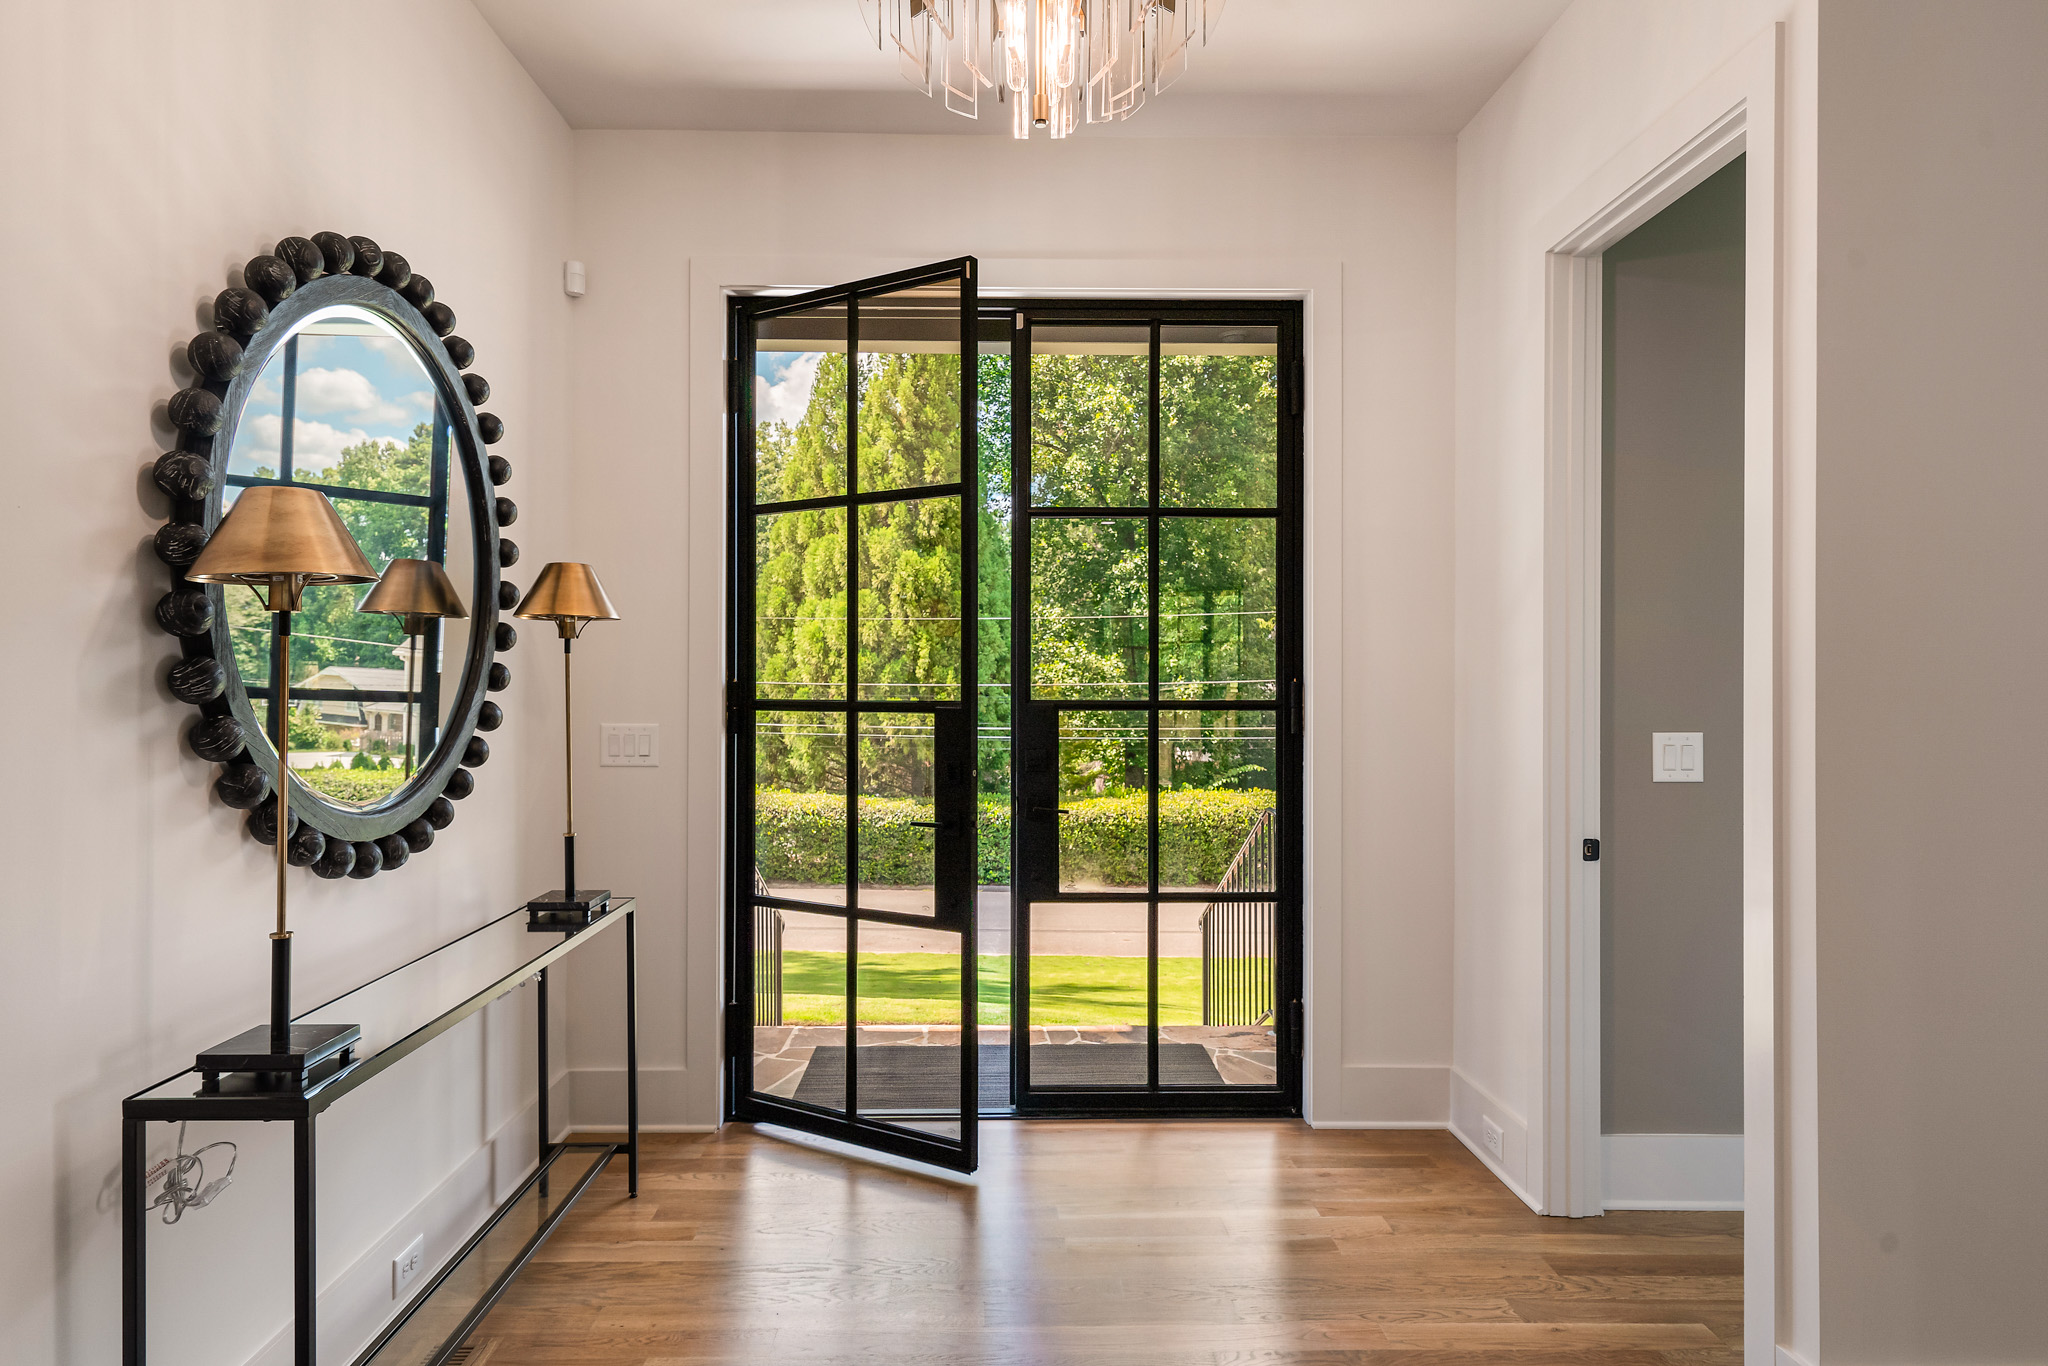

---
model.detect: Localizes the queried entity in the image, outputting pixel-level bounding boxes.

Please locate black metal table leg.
[123,1117,145,1366]
[294,1116,316,1366]
[537,964,550,1197]
[626,907,639,1197]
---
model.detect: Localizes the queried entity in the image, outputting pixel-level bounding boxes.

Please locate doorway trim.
[1537,23,1784,1364]
[686,254,1361,1128]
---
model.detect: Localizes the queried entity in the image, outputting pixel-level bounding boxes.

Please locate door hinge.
[1290,678,1304,736]
[727,356,745,414]
[1290,999,1305,1057]
[1291,355,1305,416]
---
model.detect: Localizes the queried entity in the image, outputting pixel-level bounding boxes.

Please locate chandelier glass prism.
[858,0,1224,138]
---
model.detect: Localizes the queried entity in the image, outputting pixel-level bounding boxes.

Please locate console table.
[122,898,639,1366]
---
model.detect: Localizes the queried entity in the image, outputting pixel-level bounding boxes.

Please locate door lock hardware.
[1582,838,1600,862]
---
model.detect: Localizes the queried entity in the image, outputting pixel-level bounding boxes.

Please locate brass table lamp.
[515,562,620,929]
[359,558,467,777]
[185,486,378,1089]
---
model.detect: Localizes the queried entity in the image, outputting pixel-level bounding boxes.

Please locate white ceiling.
[472,0,1573,136]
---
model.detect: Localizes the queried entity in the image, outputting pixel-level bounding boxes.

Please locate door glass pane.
[754,908,847,1109]
[1030,516,1149,700]
[1029,325,1149,507]
[1158,517,1277,701]
[1027,901,1148,1086]
[856,713,936,918]
[1169,897,1280,1086]
[855,919,967,1137]
[1159,324,1279,509]
[756,508,847,700]
[857,282,962,494]
[857,496,961,701]
[754,711,847,908]
[755,306,848,503]
[1057,709,1150,894]
[1156,710,1278,892]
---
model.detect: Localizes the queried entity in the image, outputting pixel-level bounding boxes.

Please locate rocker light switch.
[1653,731,1703,782]
[601,723,658,767]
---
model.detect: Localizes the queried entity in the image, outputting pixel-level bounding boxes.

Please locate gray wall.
[1816,0,2048,1354]
[1600,159,1745,1136]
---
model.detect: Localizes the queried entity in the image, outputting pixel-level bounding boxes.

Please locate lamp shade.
[360,558,468,620]
[515,562,619,626]
[186,486,376,587]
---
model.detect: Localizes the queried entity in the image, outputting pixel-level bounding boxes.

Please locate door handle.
[1030,806,1070,818]
[909,821,940,829]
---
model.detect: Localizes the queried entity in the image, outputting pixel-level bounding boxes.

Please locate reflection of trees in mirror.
[227,423,442,687]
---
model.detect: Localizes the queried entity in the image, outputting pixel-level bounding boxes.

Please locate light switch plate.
[601,723,659,767]
[1653,731,1703,782]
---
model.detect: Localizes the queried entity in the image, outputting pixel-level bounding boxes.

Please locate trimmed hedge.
[754,787,1272,888]
[300,767,408,804]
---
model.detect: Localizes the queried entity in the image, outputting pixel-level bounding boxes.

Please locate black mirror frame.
[150,234,520,879]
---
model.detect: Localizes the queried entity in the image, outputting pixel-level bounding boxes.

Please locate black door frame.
[722,257,981,1173]
[1004,297,1305,1119]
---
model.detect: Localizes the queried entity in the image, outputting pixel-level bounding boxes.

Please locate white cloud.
[299,332,418,369]
[755,352,823,429]
[237,412,379,474]
[294,366,426,427]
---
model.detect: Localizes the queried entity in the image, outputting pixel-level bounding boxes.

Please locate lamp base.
[526,889,611,932]
[196,1022,361,1094]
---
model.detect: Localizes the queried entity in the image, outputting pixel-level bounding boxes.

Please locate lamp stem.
[563,637,576,899]
[403,632,418,778]
[271,611,293,1052]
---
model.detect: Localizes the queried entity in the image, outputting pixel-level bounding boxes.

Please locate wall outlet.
[392,1233,425,1299]
[601,722,659,767]
[1480,1116,1504,1161]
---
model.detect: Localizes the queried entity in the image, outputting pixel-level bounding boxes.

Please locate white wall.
[0,6,573,1365]
[1812,2,2048,1357]
[1452,0,1820,1352]
[556,130,1459,1132]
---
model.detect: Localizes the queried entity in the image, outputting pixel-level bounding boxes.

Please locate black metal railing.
[752,867,784,1027]
[1199,807,1277,1027]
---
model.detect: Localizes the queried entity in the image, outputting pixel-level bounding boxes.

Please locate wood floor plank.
[468,1124,1741,1363]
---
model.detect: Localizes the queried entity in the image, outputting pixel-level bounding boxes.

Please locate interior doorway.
[1598,159,1747,1210]
[724,273,1303,1169]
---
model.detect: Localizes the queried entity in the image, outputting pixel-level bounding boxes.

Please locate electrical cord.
[147,1122,237,1224]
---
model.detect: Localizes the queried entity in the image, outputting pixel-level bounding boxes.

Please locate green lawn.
[775,952,1208,1026]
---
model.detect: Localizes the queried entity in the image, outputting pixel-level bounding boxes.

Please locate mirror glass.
[221,305,476,808]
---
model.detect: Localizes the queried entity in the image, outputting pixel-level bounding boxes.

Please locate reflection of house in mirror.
[300,637,422,753]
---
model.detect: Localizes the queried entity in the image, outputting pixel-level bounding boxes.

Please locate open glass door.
[726,258,981,1172]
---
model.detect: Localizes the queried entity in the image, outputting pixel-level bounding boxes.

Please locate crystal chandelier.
[858,0,1225,138]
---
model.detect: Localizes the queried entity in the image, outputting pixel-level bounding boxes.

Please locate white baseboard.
[242,1106,538,1366]
[569,1064,712,1130]
[1308,1063,1452,1126]
[1446,1068,1537,1210]
[1603,1133,1744,1210]
[1447,1120,1543,1213]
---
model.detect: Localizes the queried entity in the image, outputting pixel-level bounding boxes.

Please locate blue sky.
[229,321,436,480]
[755,349,824,429]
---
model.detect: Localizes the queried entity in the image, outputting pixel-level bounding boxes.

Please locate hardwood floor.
[470,1123,1741,1365]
